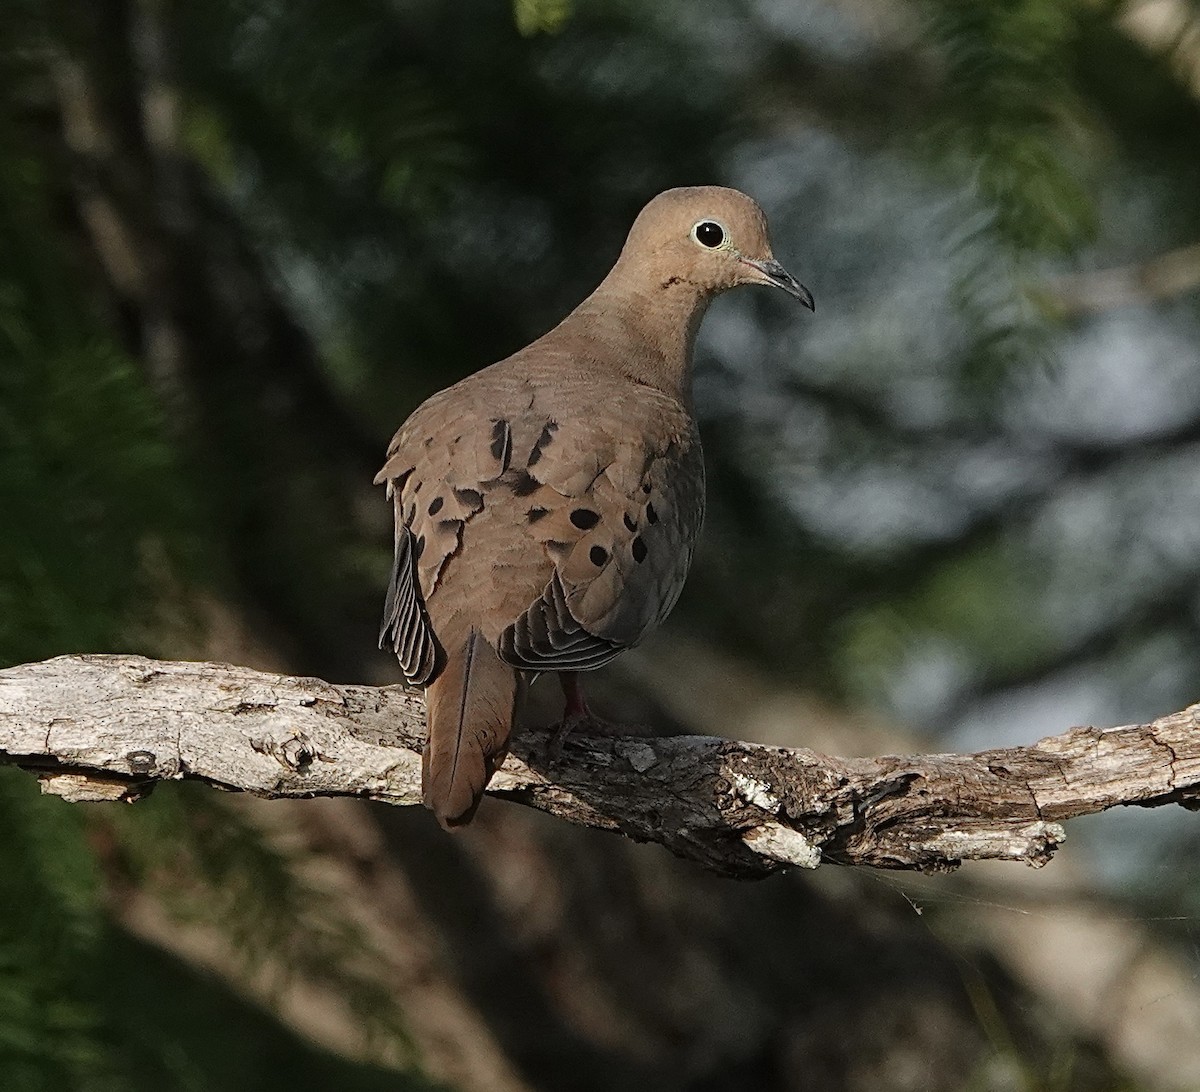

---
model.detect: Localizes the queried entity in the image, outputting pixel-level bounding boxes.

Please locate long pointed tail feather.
[422,627,522,829]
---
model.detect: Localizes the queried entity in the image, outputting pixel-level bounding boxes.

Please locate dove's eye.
[692,221,725,249]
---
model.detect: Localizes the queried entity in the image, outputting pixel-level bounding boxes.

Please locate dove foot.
[547,671,622,763]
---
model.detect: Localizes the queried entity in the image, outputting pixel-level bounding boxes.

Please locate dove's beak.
[740,257,815,310]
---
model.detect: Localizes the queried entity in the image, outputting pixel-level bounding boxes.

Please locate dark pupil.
[696,221,724,248]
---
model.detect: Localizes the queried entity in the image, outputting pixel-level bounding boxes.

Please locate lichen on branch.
[1,655,1197,879]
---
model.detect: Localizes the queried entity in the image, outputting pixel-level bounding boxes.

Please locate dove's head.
[619,186,814,309]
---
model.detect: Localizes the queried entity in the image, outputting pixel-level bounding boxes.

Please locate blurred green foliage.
[2,0,1200,1085]
[0,766,444,1090]
[513,0,574,37]
[107,784,412,1046]
[0,770,110,1090]
[0,142,183,667]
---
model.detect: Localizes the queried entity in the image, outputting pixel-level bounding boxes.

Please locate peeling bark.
[1,654,1198,878]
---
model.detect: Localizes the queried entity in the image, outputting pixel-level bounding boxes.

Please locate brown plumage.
[376,186,813,828]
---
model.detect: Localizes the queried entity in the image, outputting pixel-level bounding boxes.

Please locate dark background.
[3,0,1200,1088]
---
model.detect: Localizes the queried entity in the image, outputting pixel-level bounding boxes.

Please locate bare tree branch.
[1,654,1197,879]
[1042,241,1200,317]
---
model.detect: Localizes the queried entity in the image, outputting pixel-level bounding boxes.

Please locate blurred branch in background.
[1120,0,1200,101]
[6,0,1200,1086]
[1042,240,1200,316]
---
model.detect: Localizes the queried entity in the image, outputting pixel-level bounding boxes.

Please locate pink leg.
[549,671,590,761]
[560,671,589,720]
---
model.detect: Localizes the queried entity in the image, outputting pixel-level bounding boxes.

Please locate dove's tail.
[422,627,523,829]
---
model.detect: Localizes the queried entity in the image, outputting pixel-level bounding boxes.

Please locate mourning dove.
[377,186,812,828]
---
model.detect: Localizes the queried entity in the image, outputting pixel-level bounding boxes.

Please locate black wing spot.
[645,502,659,525]
[510,469,541,497]
[427,496,444,516]
[415,534,426,559]
[623,512,637,532]
[527,421,559,467]
[527,507,549,523]
[642,482,652,494]
[490,419,512,470]
[632,536,647,564]
[454,486,484,511]
[570,508,600,530]
[589,545,608,567]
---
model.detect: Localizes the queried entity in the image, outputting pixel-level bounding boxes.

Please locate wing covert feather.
[377,366,704,679]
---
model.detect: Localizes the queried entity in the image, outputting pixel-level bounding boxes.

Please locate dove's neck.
[561,261,713,401]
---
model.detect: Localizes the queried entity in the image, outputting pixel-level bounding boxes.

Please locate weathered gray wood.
[1,654,1197,878]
